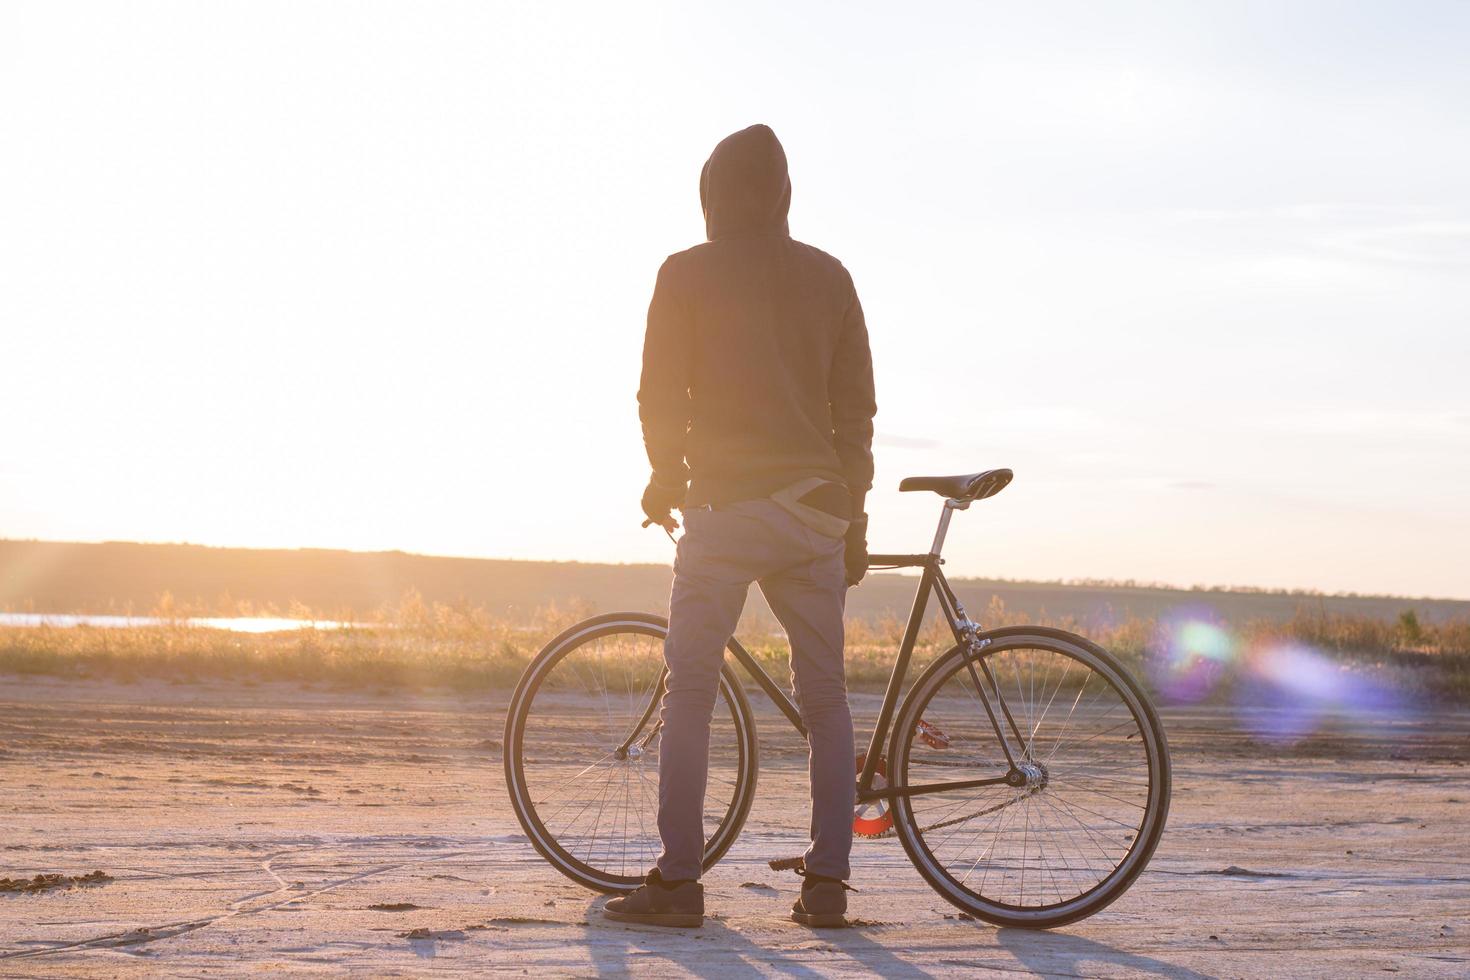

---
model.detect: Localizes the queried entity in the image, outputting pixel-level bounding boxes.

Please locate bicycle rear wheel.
[503,612,758,893]
[889,627,1170,927]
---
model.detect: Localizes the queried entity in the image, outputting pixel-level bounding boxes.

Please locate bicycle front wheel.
[889,627,1171,928]
[503,612,758,893]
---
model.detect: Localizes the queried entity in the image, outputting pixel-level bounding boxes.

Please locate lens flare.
[1148,606,1413,742]
[1234,641,1408,744]
[1148,609,1237,704]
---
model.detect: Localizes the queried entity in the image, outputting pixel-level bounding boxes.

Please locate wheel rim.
[894,635,1166,919]
[509,622,750,888]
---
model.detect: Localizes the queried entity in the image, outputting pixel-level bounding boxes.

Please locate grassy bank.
[2,593,1467,704]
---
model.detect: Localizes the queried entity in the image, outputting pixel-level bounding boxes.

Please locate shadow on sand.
[996,926,1217,980]
[584,897,934,978]
[580,897,1218,978]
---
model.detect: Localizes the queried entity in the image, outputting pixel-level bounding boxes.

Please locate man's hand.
[844,514,869,587]
[641,475,687,527]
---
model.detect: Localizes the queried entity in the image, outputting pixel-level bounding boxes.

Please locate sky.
[2,1,1467,598]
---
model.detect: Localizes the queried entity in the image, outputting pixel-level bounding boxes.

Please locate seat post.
[930,498,969,556]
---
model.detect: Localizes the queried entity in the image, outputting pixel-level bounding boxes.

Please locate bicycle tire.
[503,612,759,894]
[888,626,1171,927]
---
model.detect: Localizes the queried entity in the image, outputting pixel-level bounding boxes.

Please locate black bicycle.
[504,469,1171,927]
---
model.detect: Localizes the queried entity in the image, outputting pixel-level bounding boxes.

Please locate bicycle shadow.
[995,926,1216,980]
[583,897,937,978]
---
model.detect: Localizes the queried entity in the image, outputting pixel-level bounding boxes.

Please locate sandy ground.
[0,676,1467,978]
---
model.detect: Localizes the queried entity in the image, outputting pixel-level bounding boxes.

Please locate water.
[0,613,357,633]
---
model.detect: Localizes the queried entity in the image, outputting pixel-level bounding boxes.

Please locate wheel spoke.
[510,625,752,886]
[894,637,1166,917]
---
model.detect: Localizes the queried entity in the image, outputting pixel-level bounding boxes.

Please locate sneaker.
[790,871,852,928]
[603,869,704,927]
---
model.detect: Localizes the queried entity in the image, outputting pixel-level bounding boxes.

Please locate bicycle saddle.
[898,468,1013,501]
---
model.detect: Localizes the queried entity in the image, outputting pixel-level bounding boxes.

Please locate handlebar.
[642,514,680,544]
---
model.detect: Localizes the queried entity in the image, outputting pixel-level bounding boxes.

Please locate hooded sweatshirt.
[638,124,877,513]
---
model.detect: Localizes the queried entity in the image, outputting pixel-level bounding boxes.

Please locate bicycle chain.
[917,792,1025,834]
[862,753,1023,837]
[856,791,1025,839]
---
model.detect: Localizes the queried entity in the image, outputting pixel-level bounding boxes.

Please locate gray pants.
[656,499,854,882]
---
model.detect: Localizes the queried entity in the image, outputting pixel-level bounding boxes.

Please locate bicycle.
[503,469,1171,927]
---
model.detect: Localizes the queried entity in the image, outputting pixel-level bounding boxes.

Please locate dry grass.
[2,592,1467,702]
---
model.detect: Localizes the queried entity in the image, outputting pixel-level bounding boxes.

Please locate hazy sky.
[3,2,1467,598]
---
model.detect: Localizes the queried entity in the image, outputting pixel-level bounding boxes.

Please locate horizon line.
[3,536,1466,606]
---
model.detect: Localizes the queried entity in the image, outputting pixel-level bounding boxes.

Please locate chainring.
[853,753,894,838]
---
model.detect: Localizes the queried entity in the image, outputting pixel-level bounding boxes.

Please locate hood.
[700,124,791,241]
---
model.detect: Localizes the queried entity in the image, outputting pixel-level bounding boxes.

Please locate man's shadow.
[580,896,1220,979]
[996,926,1217,980]
[583,897,937,978]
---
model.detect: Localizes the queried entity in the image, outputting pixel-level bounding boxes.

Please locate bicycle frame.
[620,497,1033,805]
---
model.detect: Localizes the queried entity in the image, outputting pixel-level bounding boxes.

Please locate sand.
[1,676,1467,977]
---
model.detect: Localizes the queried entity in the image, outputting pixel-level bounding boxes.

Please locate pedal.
[768,856,805,872]
[917,718,952,750]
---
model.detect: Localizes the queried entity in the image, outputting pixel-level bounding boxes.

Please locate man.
[604,124,876,929]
